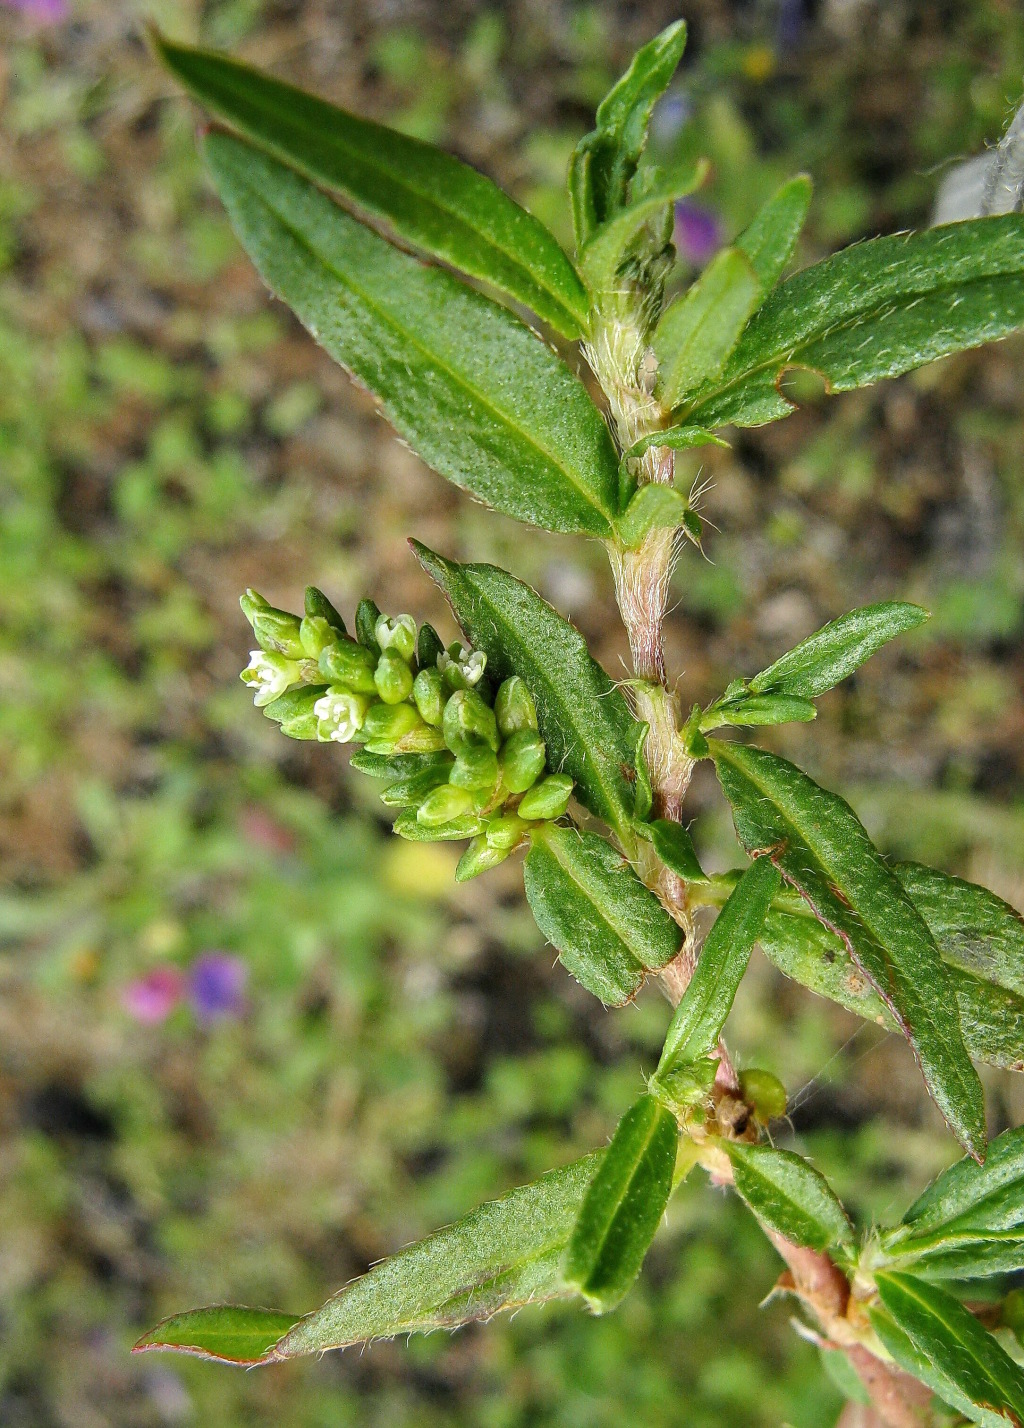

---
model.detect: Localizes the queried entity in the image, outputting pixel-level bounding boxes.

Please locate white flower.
[438,642,487,687]
[314,688,368,744]
[240,650,298,708]
[374,612,416,661]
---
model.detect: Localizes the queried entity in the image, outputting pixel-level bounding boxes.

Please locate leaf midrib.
[231,164,613,529]
[540,827,649,956]
[184,54,587,332]
[683,268,1024,422]
[578,1112,665,1281]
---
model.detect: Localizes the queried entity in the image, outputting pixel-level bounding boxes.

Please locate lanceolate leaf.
[204,133,620,537]
[620,424,729,466]
[655,857,780,1077]
[894,864,1024,998]
[156,34,589,338]
[563,1095,678,1312]
[653,247,762,409]
[748,601,929,699]
[639,819,709,883]
[524,824,681,1006]
[726,1142,853,1255]
[682,215,1024,429]
[735,175,813,294]
[710,740,986,1159]
[871,1271,1024,1427]
[412,546,639,835]
[701,693,817,730]
[276,1154,603,1356]
[133,1306,300,1365]
[757,880,1024,1072]
[569,21,688,248]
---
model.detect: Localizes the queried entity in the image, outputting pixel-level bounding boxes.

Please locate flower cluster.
[240,587,573,880]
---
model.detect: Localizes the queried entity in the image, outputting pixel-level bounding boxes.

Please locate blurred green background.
[2,1,1024,1424]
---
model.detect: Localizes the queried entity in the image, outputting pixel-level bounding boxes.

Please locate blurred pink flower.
[121,967,183,1025]
[1,0,68,23]
[674,200,722,265]
[188,952,247,1023]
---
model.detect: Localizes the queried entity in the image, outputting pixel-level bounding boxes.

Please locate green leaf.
[563,1094,678,1312]
[748,601,929,699]
[524,824,682,1006]
[682,215,1024,429]
[154,34,589,339]
[653,248,763,409]
[893,864,1024,998]
[204,133,619,537]
[871,1271,1024,1427]
[133,1306,300,1365]
[638,819,709,883]
[412,546,639,836]
[725,1142,854,1255]
[616,484,690,547]
[633,724,653,822]
[710,740,986,1159]
[579,159,706,297]
[655,857,780,1079]
[273,1154,602,1355]
[620,423,730,467]
[701,693,817,730]
[757,877,1024,1073]
[569,21,688,247]
[735,175,812,294]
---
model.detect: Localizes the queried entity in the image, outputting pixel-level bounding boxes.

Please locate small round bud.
[318,639,377,694]
[439,641,487,691]
[494,676,538,736]
[374,649,415,704]
[442,689,499,754]
[313,687,371,744]
[304,586,346,634]
[300,614,336,660]
[362,702,444,755]
[416,621,445,671]
[374,612,417,663]
[485,813,528,851]
[355,598,382,655]
[417,783,475,828]
[499,730,547,794]
[456,836,510,882]
[517,773,573,821]
[449,744,499,792]
[241,650,301,707]
[739,1068,787,1123]
[412,667,446,726]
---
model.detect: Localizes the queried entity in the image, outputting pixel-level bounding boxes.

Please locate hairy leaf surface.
[157,35,589,337]
[710,740,986,1158]
[524,825,681,1005]
[748,601,929,698]
[726,1142,853,1254]
[413,546,639,834]
[205,133,620,536]
[735,175,813,293]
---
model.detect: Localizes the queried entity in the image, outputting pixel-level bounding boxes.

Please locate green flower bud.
[355,597,382,655]
[378,761,454,809]
[318,638,377,693]
[439,641,487,691]
[417,622,445,671]
[412,667,446,726]
[393,808,482,842]
[417,783,476,827]
[517,773,573,821]
[374,612,416,663]
[485,813,528,851]
[738,1068,787,1123]
[262,684,326,739]
[362,702,445,755]
[374,649,415,704]
[442,689,499,755]
[304,585,347,634]
[313,687,371,744]
[499,729,547,793]
[240,590,305,658]
[494,675,538,736]
[455,835,510,882]
[299,614,337,660]
[241,649,303,707]
[240,588,270,622]
[449,744,499,792]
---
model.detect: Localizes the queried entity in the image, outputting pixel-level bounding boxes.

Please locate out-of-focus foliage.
[1,2,1023,1426]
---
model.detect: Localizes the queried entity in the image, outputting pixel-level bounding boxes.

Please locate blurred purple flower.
[674,201,722,265]
[1,0,68,23]
[121,967,183,1025]
[188,952,247,1023]
[776,0,806,53]
[651,91,693,146]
